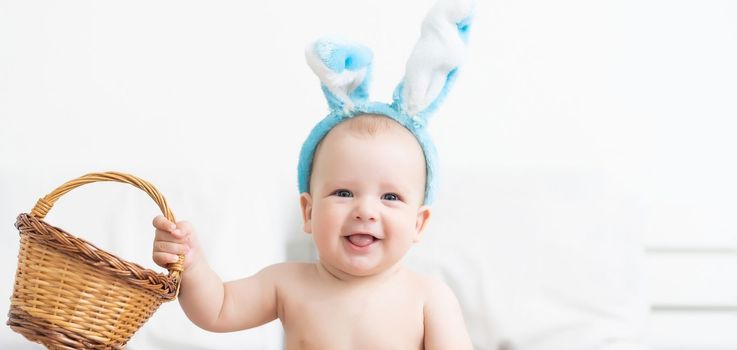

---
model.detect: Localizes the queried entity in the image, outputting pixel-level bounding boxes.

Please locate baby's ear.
[305,38,374,113]
[414,205,432,242]
[300,193,314,234]
[392,0,476,121]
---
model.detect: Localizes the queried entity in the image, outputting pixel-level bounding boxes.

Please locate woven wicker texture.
[7,172,184,349]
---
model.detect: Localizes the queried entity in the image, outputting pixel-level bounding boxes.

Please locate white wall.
[1,0,735,349]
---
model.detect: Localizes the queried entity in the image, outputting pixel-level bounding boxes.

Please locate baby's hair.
[313,114,401,162]
[340,114,400,137]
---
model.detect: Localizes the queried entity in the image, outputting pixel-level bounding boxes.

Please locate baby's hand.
[152,215,198,270]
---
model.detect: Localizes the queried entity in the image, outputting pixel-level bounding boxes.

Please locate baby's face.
[300,115,430,278]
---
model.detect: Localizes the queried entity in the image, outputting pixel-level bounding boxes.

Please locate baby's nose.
[354,199,378,222]
[355,213,376,221]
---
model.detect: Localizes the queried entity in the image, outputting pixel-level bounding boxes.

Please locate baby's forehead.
[304,111,431,203]
[312,114,428,196]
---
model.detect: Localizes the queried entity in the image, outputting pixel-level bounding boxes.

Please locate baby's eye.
[381,193,401,201]
[333,189,353,198]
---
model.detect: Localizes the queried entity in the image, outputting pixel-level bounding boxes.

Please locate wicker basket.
[7,172,184,350]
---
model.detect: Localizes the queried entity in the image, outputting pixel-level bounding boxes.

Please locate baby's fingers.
[152,215,176,232]
[153,241,189,255]
[153,216,188,241]
[153,252,182,267]
[152,240,188,268]
[155,228,187,243]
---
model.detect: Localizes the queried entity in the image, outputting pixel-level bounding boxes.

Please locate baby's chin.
[327,258,405,280]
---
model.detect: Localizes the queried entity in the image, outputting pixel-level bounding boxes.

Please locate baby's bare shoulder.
[260,261,316,279]
[259,262,324,290]
[399,269,452,300]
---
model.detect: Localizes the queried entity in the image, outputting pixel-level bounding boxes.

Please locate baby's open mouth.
[346,234,379,248]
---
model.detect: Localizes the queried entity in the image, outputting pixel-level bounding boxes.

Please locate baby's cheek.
[389,213,418,236]
[317,206,347,226]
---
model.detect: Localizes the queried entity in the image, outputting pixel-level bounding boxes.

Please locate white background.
[1,0,736,349]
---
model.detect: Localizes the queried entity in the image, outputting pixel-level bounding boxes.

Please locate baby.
[152,1,475,348]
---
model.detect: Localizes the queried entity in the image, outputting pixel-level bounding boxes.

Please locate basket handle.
[30,171,184,284]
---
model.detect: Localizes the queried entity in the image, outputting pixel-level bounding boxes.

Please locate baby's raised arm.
[152,216,279,332]
[423,278,474,349]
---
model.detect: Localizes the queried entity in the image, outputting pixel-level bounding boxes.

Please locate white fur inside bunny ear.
[395,0,476,119]
[305,38,374,112]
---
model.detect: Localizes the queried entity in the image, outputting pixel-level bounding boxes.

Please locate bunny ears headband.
[298,0,475,205]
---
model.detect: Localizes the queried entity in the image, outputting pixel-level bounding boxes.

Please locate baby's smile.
[344,233,382,251]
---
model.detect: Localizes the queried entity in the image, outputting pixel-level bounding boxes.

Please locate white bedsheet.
[0,166,650,349]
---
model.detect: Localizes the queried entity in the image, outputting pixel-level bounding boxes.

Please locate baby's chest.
[281,294,425,349]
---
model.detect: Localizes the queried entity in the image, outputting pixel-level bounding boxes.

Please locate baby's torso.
[276,263,426,350]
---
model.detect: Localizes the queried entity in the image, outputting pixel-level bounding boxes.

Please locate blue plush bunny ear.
[305,38,374,112]
[393,0,475,121]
